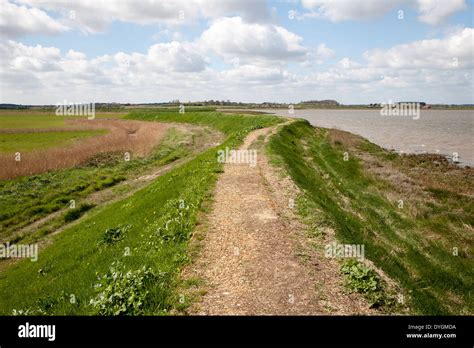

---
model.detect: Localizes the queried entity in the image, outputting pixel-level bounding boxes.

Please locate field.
[0,131,106,153]
[0,109,471,316]
[0,113,171,179]
[0,110,127,129]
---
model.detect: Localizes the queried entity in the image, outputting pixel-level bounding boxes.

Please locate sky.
[0,0,473,104]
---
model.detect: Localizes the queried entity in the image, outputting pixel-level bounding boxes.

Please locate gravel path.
[187,123,373,315]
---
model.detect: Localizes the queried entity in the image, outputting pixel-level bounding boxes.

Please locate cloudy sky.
[0,0,473,104]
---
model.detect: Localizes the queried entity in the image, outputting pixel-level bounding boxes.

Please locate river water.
[264,109,474,166]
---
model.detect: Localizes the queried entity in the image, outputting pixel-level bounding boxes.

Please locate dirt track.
[186,123,374,315]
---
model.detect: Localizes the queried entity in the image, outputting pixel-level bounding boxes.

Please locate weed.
[341,260,394,309]
[89,262,168,316]
[64,203,95,222]
[99,226,128,246]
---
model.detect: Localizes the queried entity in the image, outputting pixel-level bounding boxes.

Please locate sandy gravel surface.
[187,123,374,315]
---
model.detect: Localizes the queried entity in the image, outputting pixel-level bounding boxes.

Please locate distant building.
[299,99,340,106]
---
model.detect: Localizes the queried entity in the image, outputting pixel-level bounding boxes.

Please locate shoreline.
[259,109,474,168]
[268,120,473,315]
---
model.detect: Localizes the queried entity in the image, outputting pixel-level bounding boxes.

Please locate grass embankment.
[268,120,473,315]
[0,128,192,243]
[0,110,280,315]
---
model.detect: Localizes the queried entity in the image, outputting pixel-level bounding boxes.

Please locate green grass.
[0,130,106,153]
[0,113,68,129]
[0,110,126,129]
[267,120,473,315]
[126,108,279,135]
[0,127,194,242]
[0,110,281,315]
[63,203,96,223]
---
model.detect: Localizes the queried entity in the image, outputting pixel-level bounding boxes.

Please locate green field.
[0,111,126,129]
[0,110,281,315]
[0,113,68,129]
[0,130,106,153]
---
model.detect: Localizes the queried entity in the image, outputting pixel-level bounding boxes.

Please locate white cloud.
[1,26,472,104]
[293,29,473,103]
[200,16,307,63]
[0,39,210,103]
[65,49,86,60]
[3,40,61,71]
[300,0,468,25]
[315,43,335,62]
[146,41,207,72]
[16,0,271,34]
[364,28,474,69]
[300,43,335,66]
[197,0,270,23]
[96,41,207,80]
[416,0,467,25]
[0,0,67,38]
[18,0,195,33]
[338,57,362,69]
[220,64,286,83]
[300,0,403,22]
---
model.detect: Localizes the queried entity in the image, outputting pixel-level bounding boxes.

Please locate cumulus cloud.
[0,38,209,101]
[294,28,473,103]
[200,16,307,63]
[219,64,286,83]
[338,57,362,69]
[146,41,207,72]
[2,40,62,71]
[0,0,68,38]
[364,28,474,69]
[300,0,468,25]
[315,43,335,62]
[1,12,472,105]
[416,0,467,25]
[197,0,271,23]
[300,0,401,22]
[17,0,196,33]
[300,43,336,66]
[15,0,271,34]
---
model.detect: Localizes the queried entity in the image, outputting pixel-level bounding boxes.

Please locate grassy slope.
[0,130,106,153]
[0,128,192,242]
[0,110,280,315]
[268,120,473,315]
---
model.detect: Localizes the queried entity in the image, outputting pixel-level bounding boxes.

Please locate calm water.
[264,109,474,166]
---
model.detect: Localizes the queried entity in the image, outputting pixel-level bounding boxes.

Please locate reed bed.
[0,119,169,179]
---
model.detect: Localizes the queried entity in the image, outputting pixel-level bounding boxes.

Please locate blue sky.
[1,0,473,104]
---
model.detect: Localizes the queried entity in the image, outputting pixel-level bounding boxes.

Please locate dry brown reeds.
[0,119,169,179]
